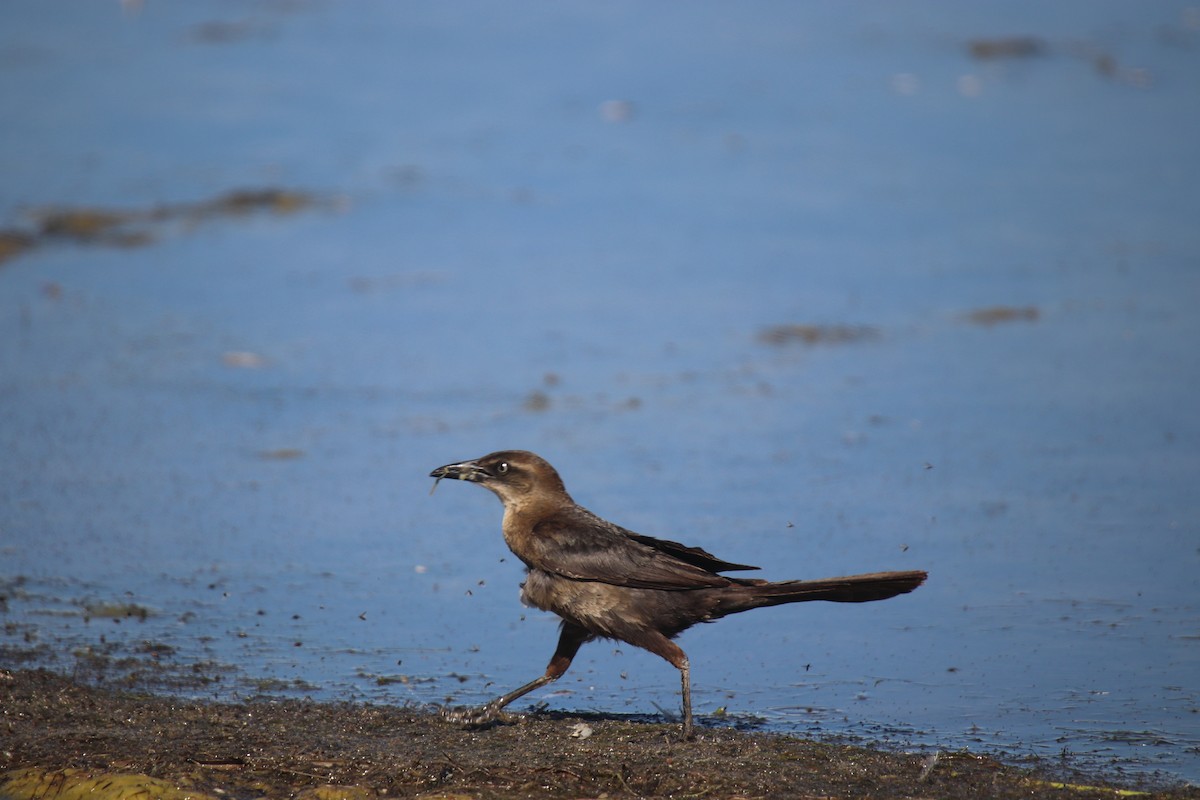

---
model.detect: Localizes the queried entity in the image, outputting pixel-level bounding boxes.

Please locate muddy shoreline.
[2,669,1194,800]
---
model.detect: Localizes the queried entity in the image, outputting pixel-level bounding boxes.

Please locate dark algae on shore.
[2,670,1195,800]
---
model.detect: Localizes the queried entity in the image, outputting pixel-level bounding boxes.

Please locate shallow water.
[2,0,1198,785]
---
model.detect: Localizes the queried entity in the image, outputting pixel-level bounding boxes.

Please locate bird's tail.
[716,570,927,617]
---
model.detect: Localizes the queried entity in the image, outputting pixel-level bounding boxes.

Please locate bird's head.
[429,450,568,507]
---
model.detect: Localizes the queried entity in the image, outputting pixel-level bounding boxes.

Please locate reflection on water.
[2,0,1198,786]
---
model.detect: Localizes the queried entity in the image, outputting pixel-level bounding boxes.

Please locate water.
[2,0,1198,785]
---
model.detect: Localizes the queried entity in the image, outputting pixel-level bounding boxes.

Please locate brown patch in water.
[0,230,37,265]
[81,602,152,622]
[258,448,306,461]
[196,188,313,217]
[37,208,140,241]
[967,37,1045,59]
[965,306,1040,326]
[522,391,551,412]
[758,324,880,346]
[1,188,320,266]
[186,20,270,44]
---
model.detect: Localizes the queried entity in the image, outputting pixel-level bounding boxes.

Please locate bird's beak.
[429,459,488,483]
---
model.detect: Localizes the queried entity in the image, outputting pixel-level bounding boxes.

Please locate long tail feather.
[719,570,926,615]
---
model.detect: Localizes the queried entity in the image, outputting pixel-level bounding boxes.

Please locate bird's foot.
[440,700,515,727]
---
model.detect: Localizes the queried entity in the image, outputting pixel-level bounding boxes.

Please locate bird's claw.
[440,701,514,727]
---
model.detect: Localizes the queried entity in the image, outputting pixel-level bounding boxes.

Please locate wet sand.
[2,669,1194,800]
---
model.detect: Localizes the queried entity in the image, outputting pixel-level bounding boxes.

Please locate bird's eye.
[496,462,509,475]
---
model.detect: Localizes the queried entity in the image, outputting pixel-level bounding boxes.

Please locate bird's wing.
[623,531,760,572]
[526,510,741,590]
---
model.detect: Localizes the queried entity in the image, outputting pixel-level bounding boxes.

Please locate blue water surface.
[2,0,1198,785]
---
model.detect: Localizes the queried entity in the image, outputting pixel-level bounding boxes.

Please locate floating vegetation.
[374,673,437,686]
[523,390,552,412]
[258,448,306,461]
[965,36,1150,87]
[186,19,271,44]
[198,188,313,216]
[248,676,319,693]
[81,602,152,621]
[967,36,1045,60]
[0,187,321,266]
[0,230,36,265]
[965,306,1040,326]
[758,324,880,346]
[134,640,177,657]
[36,208,148,243]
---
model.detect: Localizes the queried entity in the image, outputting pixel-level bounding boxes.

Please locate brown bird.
[429,449,926,739]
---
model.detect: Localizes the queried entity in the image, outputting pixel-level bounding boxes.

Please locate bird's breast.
[500,505,552,566]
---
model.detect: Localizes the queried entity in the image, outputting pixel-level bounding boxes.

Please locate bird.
[429,449,926,739]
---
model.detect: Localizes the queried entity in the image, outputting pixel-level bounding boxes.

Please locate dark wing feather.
[526,509,737,590]
[623,531,759,572]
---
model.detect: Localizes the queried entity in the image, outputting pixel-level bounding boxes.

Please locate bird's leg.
[635,631,695,740]
[443,622,591,726]
[679,656,693,740]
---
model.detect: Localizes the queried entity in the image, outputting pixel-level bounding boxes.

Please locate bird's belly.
[520,570,599,620]
[520,569,709,640]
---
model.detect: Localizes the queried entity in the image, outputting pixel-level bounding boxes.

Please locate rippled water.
[2,0,1197,785]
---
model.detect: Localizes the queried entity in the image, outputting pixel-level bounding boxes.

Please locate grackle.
[430,450,926,739]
